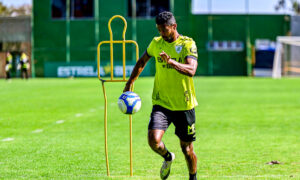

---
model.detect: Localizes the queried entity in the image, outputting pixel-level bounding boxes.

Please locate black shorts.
[148,105,196,142]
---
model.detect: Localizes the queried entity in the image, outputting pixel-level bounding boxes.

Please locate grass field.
[0,77,300,179]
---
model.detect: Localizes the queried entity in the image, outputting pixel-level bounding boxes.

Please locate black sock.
[162,151,172,161]
[189,172,197,180]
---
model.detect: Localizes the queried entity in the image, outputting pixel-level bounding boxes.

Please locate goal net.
[272,36,300,78]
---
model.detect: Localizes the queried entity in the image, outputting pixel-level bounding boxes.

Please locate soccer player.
[123,11,198,180]
[5,52,13,80]
[19,52,30,79]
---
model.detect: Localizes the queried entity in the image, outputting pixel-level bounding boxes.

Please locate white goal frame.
[272,36,300,78]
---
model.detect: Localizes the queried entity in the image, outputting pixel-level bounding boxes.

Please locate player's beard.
[163,34,174,43]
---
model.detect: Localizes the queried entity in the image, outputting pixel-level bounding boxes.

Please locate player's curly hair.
[155,11,176,25]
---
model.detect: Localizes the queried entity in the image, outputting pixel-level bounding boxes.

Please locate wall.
[33,0,290,77]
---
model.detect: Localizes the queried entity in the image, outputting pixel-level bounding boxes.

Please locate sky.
[0,0,31,6]
[0,0,293,14]
[192,0,293,14]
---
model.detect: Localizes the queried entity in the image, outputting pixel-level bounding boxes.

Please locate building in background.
[32,0,290,77]
[0,16,31,78]
[292,15,300,36]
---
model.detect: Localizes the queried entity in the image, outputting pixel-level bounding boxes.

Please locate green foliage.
[0,2,9,16]
[0,77,300,179]
[0,2,31,16]
[275,0,300,14]
[291,0,300,13]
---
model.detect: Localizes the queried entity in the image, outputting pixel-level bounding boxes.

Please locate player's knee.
[181,144,193,156]
[148,137,160,149]
[148,133,160,149]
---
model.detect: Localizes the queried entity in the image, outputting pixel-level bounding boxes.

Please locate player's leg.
[6,71,10,80]
[173,108,197,180]
[25,69,28,79]
[148,129,167,155]
[148,105,174,179]
[21,69,24,79]
[148,105,171,156]
[180,140,197,179]
[5,65,10,80]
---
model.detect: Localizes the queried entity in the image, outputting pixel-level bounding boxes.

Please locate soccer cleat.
[160,152,175,179]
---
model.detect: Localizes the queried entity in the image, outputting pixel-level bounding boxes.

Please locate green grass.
[0,77,300,179]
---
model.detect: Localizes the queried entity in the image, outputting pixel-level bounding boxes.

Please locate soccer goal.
[272,36,300,78]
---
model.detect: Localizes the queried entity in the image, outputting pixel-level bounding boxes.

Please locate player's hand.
[159,51,171,64]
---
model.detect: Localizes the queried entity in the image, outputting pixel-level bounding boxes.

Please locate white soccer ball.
[118,91,141,114]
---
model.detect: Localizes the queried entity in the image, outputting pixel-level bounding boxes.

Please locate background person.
[19,52,30,79]
[5,52,13,80]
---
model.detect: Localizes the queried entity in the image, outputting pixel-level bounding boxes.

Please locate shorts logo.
[188,124,195,135]
[175,45,183,54]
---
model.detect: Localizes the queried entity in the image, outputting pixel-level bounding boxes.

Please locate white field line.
[75,113,83,117]
[203,175,291,178]
[56,120,65,124]
[97,175,292,178]
[2,137,14,142]
[2,108,99,142]
[32,129,43,133]
[3,107,107,143]
[52,174,292,179]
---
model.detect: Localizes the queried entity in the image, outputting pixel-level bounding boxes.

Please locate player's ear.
[172,23,177,30]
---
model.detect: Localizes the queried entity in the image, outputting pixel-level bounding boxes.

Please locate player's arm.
[160,51,198,77]
[123,51,152,92]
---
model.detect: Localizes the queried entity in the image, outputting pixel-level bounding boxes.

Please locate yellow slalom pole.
[129,84,134,177]
[108,15,127,80]
[101,81,110,176]
[97,15,139,177]
[129,84,134,176]
[123,40,126,80]
[129,114,133,176]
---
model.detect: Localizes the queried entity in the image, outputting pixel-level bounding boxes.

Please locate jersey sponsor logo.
[157,57,164,63]
[157,57,184,65]
[175,45,183,54]
[162,64,174,69]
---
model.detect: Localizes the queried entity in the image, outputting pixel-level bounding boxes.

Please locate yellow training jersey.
[6,54,12,63]
[147,35,198,111]
[20,53,29,69]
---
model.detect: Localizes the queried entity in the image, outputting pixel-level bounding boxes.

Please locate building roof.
[0,16,31,42]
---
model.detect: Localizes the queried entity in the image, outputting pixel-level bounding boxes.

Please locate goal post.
[272,36,300,78]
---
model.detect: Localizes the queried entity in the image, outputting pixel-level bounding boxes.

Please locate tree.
[0,3,31,16]
[275,0,300,14]
[0,2,10,16]
[9,4,32,16]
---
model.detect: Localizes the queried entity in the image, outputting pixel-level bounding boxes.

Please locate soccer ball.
[118,91,141,114]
